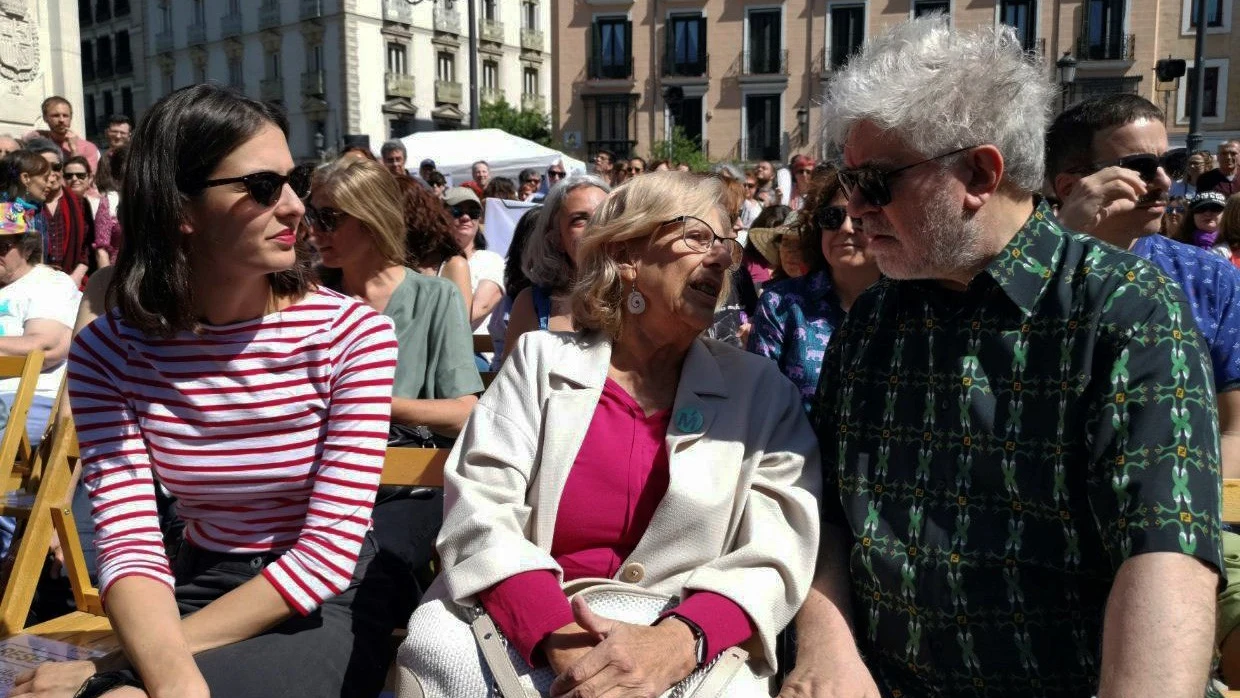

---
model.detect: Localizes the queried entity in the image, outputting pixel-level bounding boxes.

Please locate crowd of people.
[4,14,1240,698]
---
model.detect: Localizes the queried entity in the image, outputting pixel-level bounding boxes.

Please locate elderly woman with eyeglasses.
[396,171,821,698]
[748,167,881,412]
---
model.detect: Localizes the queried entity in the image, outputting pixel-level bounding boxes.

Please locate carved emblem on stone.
[0,0,40,85]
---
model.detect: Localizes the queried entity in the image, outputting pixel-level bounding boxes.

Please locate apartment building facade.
[551,0,1240,165]
[78,0,147,142]
[134,0,551,161]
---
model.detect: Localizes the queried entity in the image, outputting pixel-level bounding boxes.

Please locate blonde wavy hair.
[571,171,729,337]
[311,157,406,266]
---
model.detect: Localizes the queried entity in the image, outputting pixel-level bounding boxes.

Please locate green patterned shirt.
[813,201,1224,696]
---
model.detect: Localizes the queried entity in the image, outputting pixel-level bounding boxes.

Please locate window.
[745,94,781,160]
[1186,65,1221,118]
[163,69,174,94]
[192,0,205,24]
[1082,0,1128,60]
[85,95,97,135]
[82,40,95,80]
[121,87,133,119]
[913,0,950,17]
[390,118,415,139]
[96,0,110,21]
[79,0,93,25]
[588,95,634,157]
[266,51,281,79]
[387,43,408,74]
[1000,0,1037,51]
[437,51,456,82]
[523,67,539,96]
[160,3,171,32]
[828,5,865,70]
[308,43,323,72]
[590,17,632,79]
[115,31,132,73]
[96,35,113,77]
[483,0,497,21]
[669,95,703,147]
[194,62,206,84]
[666,14,706,76]
[114,0,129,15]
[1188,0,1224,27]
[482,60,499,92]
[228,54,244,88]
[1065,76,1140,105]
[103,90,115,120]
[523,1,537,30]
[228,0,240,14]
[746,9,782,74]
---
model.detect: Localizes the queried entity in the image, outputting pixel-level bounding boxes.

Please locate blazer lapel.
[529,334,612,552]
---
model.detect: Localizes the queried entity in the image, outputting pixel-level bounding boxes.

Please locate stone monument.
[0,0,84,138]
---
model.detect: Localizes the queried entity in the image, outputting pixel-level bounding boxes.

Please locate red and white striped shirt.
[68,290,398,615]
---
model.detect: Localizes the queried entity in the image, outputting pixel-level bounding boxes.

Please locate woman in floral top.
[747,167,880,411]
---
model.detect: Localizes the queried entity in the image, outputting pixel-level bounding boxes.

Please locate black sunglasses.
[814,205,849,231]
[49,162,62,172]
[522,178,540,185]
[0,237,20,255]
[63,171,89,181]
[547,170,566,178]
[838,145,980,208]
[201,164,313,207]
[1068,149,1188,183]
[450,203,482,220]
[1167,205,1186,216]
[304,204,348,232]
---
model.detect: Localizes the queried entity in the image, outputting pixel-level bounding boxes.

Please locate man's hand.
[778,652,881,698]
[10,660,98,697]
[550,596,697,698]
[62,130,79,153]
[1055,166,1151,233]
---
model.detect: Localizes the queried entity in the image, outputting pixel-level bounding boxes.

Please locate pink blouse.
[478,378,755,666]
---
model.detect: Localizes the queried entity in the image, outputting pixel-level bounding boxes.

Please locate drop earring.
[625,281,647,315]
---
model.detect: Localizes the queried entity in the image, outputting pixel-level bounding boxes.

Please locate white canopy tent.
[398,129,587,184]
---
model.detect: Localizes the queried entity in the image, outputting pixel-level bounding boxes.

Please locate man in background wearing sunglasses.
[1050,93,1240,687]
[1197,140,1240,197]
[788,17,1222,698]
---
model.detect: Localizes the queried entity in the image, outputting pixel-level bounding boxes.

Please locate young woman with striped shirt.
[12,85,399,698]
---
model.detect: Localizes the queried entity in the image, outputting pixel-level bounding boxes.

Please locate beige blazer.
[428,330,822,675]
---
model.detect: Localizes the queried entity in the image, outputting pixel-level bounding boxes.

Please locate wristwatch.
[666,613,707,669]
[74,671,142,698]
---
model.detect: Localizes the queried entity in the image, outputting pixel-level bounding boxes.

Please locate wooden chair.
[380,446,449,488]
[0,414,82,637]
[0,351,45,490]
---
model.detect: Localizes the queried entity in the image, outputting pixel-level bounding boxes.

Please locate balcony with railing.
[435,80,463,104]
[434,6,461,33]
[221,12,243,38]
[521,93,546,112]
[187,22,206,46]
[741,49,789,77]
[588,55,633,80]
[261,77,284,102]
[521,27,544,52]
[480,19,504,43]
[1076,33,1136,61]
[480,87,503,103]
[1031,37,1047,57]
[662,51,708,78]
[155,29,173,54]
[384,0,414,24]
[385,72,415,99]
[301,70,325,96]
[301,0,322,20]
[259,2,281,29]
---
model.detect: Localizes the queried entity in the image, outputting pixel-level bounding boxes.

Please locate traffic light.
[1156,59,1187,82]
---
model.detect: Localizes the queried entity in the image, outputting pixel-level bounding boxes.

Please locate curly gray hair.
[822,16,1052,193]
[523,173,611,291]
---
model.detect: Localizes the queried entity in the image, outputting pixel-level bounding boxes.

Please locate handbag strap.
[471,612,538,698]
[682,647,750,698]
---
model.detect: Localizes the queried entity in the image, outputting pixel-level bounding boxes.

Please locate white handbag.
[396,578,769,698]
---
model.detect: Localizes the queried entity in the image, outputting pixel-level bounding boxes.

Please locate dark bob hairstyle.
[111,84,313,336]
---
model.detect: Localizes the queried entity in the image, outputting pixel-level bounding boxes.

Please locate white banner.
[482,198,540,260]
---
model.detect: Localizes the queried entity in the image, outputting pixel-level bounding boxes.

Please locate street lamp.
[1056,51,1077,112]
[402,0,479,129]
[796,107,809,147]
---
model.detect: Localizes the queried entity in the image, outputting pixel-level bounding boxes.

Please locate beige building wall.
[552,0,1239,165]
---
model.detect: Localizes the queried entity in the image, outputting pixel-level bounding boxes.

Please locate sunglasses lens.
[290,165,313,199]
[817,206,848,230]
[1161,149,1188,180]
[1120,155,1160,183]
[247,173,283,206]
[452,205,480,220]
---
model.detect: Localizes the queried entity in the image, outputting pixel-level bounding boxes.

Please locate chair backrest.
[473,334,495,355]
[381,446,448,488]
[0,351,45,489]
[0,414,77,637]
[1224,479,1240,526]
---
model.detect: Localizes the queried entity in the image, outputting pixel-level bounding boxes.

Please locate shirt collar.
[977,199,1065,317]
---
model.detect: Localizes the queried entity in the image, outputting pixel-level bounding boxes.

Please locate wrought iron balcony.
[385,72,415,99]
[221,12,243,38]
[588,55,633,80]
[481,87,503,103]
[521,27,544,52]
[662,52,707,78]
[435,80,463,104]
[1076,33,1136,61]
[521,93,546,112]
[742,49,788,76]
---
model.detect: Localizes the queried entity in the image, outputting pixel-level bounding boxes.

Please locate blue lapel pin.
[674,406,704,434]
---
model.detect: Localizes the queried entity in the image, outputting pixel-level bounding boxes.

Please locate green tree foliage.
[479,98,552,147]
[648,126,711,172]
